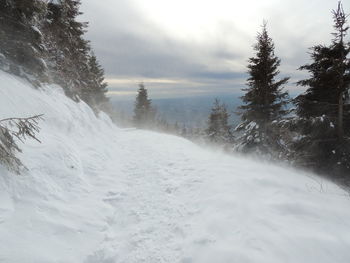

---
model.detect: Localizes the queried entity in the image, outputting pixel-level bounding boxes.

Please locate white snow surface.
[1,70,350,263]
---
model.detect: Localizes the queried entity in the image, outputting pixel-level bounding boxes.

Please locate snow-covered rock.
[0,70,350,263]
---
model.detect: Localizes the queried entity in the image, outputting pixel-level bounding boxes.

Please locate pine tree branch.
[0,114,44,143]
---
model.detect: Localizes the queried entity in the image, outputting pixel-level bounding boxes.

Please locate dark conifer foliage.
[0,0,109,109]
[133,83,156,128]
[236,23,289,156]
[206,99,233,146]
[293,2,350,175]
[82,54,109,108]
[0,0,47,82]
[43,0,91,100]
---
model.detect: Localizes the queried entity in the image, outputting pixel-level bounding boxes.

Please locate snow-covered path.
[79,130,209,262]
[83,131,350,263]
[1,71,350,263]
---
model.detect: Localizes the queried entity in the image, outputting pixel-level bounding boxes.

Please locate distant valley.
[111,94,243,128]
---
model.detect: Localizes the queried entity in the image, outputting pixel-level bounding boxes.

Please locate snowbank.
[0,70,350,263]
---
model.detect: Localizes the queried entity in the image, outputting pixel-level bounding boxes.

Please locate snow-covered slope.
[1,70,350,263]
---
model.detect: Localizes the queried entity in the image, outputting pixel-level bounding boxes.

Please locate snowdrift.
[0,70,350,263]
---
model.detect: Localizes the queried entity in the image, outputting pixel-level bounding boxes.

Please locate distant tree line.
[133,3,350,181]
[0,0,108,110]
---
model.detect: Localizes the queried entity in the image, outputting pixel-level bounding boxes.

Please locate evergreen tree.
[82,54,109,109]
[133,83,155,128]
[156,117,170,133]
[181,124,188,137]
[43,0,91,100]
[0,0,109,110]
[0,0,47,82]
[293,2,350,175]
[236,23,289,156]
[173,122,180,134]
[206,99,233,146]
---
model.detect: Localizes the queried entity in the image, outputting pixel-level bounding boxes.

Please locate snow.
[31,26,43,37]
[49,0,61,5]
[1,70,350,262]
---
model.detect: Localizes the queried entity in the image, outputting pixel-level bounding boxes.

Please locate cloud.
[80,0,346,99]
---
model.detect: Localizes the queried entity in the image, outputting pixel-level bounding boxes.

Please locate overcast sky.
[80,0,346,100]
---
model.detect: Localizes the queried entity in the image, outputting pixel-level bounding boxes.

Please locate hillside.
[1,71,350,263]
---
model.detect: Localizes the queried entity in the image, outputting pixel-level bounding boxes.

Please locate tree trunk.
[338,92,344,140]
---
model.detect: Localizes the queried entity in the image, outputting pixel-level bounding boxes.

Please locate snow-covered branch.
[0,115,43,174]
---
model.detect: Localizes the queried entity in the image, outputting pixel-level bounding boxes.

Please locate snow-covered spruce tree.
[0,115,42,174]
[1,0,109,110]
[133,83,156,128]
[235,23,289,158]
[155,117,181,135]
[43,0,91,101]
[81,53,109,110]
[43,0,109,109]
[0,0,47,83]
[180,124,188,138]
[292,2,350,176]
[206,99,234,147]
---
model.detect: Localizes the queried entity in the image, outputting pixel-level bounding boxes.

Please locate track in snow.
[1,71,350,263]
